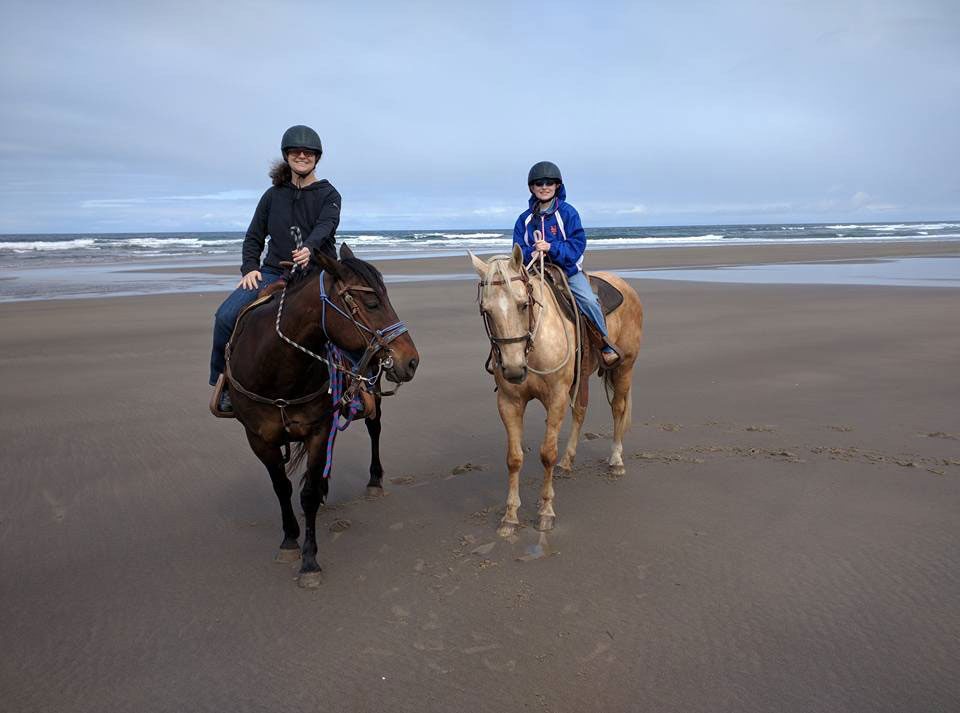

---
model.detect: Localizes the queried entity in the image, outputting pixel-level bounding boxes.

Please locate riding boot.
[600,341,623,369]
[218,389,233,414]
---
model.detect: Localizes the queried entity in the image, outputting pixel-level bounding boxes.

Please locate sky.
[1,0,958,233]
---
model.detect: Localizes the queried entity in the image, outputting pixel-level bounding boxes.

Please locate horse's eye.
[364,300,380,310]
[519,302,529,311]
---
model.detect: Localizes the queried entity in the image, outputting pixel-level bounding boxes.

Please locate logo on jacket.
[549,225,558,236]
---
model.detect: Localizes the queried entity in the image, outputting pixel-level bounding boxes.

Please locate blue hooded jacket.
[512,183,586,277]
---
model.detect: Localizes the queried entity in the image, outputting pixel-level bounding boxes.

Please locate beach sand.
[2,244,959,712]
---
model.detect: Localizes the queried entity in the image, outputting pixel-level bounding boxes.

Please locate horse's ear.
[338,243,355,261]
[511,243,524,269]
[468,251,488,278]
[312,248,340,278]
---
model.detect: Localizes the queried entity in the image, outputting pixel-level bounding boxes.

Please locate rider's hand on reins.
[292,247,311,268]
[238,271,262,290]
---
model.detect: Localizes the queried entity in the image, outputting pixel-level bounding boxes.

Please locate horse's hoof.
[297,571,323,589]
[365,485,385,498]
[275,547,301,564]
[536,515,555,532]
[557,457,574,471]
[497,522,517,538]
[608,464,626,477]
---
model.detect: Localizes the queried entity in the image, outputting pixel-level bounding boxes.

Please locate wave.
[826,223,960,231]
[0,239,97,251]
[867,223,960,232]
[413,232,505,239]
[119,237,240,248]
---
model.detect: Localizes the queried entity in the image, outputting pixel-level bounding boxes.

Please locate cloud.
[81,190,259,209]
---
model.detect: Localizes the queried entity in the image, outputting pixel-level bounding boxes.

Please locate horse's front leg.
[496,394,527,538]
[244,429,300,562]
[537,391,568,531]
[364,395,385,497]
[297,426,332,588]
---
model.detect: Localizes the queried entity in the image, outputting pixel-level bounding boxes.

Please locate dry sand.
[1,244,959,712]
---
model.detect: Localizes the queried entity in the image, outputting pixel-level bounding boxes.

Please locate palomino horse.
[470,245,643,536]
[227,244,419,586]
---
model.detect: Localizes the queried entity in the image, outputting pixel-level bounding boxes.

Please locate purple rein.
[318,271,408,479]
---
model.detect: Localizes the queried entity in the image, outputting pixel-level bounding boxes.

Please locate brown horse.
[470,245,643,536]
[227,244,419,587]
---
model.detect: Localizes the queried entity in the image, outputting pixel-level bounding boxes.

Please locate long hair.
[270,160,292,187]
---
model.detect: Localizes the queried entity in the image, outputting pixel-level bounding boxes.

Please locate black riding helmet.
[527,161,562,185]
[281,125,323,159]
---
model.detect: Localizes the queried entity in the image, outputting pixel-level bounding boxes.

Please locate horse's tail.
[288,443,309,482]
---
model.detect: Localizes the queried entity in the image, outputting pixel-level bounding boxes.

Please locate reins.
[224,249,408,430]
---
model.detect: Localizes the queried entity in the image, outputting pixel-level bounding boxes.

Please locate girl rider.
[209,124,341,413]
[512,161,621,368]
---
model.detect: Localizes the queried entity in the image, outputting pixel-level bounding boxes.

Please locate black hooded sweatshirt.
[240,179,341,275]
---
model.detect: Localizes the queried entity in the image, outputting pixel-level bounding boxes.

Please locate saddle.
[210,283,284,418]
[537,264,625,405]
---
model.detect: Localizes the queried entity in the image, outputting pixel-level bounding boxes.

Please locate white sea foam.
[413,232,505,239]
[0,239,96,251]
[867,223,960,232]
[120,237,238,248]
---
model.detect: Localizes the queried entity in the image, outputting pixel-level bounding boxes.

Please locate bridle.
[225,262,408,424]
[477,252,575,379]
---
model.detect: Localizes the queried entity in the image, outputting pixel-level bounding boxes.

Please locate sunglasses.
[531,179,558,188]
[286,148,317,158]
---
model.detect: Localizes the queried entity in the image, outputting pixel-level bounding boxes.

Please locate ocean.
[1,222,959,301]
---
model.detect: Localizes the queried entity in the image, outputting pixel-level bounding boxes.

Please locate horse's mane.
[340,256,386,293]
[275,254,386,298]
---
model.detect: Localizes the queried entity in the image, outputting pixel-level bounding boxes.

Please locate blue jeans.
[209,268,284,385]
[567,270,608,339]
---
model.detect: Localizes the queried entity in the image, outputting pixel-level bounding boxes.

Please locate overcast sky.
[1,0,958,233]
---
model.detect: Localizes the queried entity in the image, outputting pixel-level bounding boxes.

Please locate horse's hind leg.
[558,382,588,472]
[608,366,634,476]
[244,430,300,562]
[364,395,385,497]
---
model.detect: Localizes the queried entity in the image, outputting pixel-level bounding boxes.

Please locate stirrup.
[599,343,623,370]
[209,374,236,418]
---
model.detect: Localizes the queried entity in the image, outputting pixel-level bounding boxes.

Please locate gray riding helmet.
[527,161,562,185]
[281,125,323,158]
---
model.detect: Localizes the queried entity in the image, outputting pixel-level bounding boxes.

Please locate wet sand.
[136,239,960,278]
[2,244,959,712]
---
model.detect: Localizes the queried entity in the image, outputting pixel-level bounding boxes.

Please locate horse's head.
[312,243,420,384]
[470,244,534,384]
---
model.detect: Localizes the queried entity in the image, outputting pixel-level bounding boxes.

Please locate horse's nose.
[503,365,527,384]
[407,357,419,375]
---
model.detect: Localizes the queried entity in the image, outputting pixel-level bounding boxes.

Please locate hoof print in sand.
[389,475,416,485]
[329,519,352,533]
[745,425,776,432]
[451,462,484,475]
